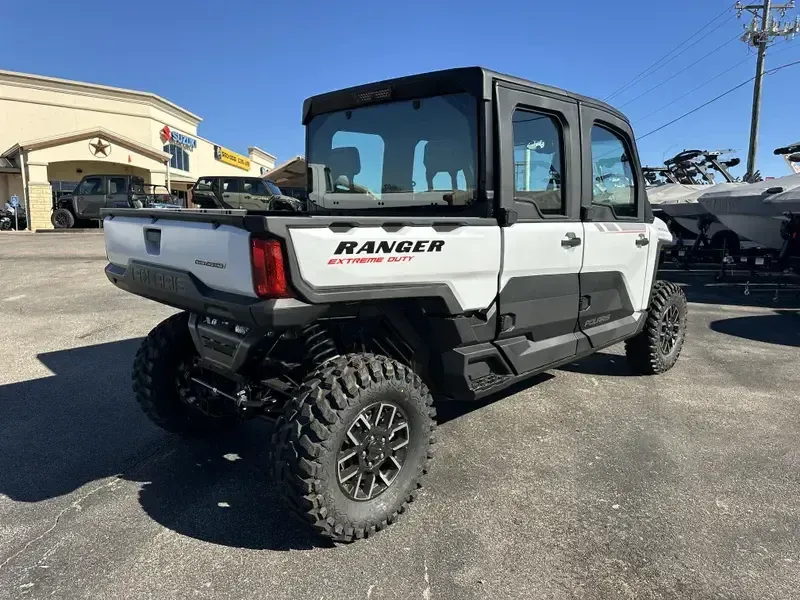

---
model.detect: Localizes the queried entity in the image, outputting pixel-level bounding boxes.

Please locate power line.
[634,39,800,123]
[605,4,738,101]
[735,0,800,177]
[634,54,754,122]
[618,32,742,108]
[638,58,800,140]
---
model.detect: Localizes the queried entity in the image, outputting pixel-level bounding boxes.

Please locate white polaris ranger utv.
[102,67,684,543]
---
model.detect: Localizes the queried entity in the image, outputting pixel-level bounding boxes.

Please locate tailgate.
[104,215,257,298]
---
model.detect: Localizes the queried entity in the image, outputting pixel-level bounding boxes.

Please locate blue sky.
[3,0,799,178]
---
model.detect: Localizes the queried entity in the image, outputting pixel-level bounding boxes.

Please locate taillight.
[251,238,292,298]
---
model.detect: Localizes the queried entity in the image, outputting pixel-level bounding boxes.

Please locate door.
[242,178,270,210]
[495,84,585,375]
[106,176,130,209]
[220,178,243,208]
[74,176,105,218]
[578,107,652,347]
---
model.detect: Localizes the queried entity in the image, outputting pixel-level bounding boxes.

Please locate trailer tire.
[625,281,687,375]
[132,312,238,436]
[51,208,75,229]
[271,353,436,543]
[710,230,740,255]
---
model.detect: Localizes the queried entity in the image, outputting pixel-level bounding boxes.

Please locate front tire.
[271,354,436,543]
[625,281,687,374]
[132,312,238,436]
[51,208,75,229]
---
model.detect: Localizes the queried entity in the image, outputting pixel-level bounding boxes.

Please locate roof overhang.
[0,156,19,173]
[2,127,171,163]
[264,155,306,186]
[0,69,202,126]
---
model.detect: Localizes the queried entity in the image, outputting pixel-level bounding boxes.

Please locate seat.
[328,147,362,192]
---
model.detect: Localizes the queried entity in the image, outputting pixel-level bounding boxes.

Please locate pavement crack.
[422,558,431,600]
[0,437,175,574]
[0,478,119,573]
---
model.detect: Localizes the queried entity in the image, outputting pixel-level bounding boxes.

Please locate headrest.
[328,147,361,176]
[424,139,466,173]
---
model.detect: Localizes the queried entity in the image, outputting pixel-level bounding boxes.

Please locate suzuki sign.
[160,125,197,151]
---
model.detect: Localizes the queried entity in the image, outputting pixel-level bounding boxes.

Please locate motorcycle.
[1,203,27,230]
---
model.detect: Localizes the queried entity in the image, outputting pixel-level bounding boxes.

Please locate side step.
[469,373,514,395]
[439,343,516,401]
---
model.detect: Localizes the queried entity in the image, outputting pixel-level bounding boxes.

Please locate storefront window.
[164,143,190,172]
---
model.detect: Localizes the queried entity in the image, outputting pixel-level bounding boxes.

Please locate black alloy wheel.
[271,353,436,542]
[337,401,410,501]
[660,304,681,355]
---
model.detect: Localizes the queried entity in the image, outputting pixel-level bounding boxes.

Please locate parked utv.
[101,67,684,543]
[191,176,302,211]
[52,174,179,228]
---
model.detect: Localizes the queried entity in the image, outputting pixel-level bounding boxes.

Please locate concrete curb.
[35,229,104,234]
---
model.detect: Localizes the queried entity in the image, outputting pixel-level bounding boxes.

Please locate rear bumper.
[105,261,327,328]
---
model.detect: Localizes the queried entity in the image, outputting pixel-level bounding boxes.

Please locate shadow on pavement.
[709,310,800,347]
[0,339,152,503]
[0,339,326,551]
[130,426,327,551]
[557,352,636,377]
[436,372,554,424]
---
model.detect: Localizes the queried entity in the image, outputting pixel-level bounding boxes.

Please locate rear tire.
[51,208,75,229]
[625,281,687,375]
[132,312,238,436]
[271,353,436,543]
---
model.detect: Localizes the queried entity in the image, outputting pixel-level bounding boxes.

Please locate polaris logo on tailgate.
[334,240,445,254]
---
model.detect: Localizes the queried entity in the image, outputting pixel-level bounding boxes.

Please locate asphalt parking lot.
[1,232,799,600]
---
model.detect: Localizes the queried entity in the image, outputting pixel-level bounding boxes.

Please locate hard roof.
[303,66,627,123]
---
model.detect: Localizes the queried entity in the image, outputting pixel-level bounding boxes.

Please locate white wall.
[0,78,199,154]
[0,72,278,186]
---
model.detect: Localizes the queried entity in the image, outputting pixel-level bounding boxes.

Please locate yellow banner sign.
[214,145,250,171]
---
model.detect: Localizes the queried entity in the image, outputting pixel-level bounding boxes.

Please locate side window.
[246,179,268,196]
[195,177,216,191]
[590,125,636,218]
[512,109,565,216]
[109,177,126,195]
[77,177,102,195]
[222,178,241,193]
[164,144,190,172]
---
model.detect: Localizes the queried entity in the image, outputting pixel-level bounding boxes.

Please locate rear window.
[306,93,480,214]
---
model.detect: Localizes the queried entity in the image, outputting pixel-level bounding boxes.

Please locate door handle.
[243,195,252,199]
[636,234,650,247]
[561,232,582,248]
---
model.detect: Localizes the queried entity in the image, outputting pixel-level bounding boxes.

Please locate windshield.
[306,93,479,212]
[265,180,282,196]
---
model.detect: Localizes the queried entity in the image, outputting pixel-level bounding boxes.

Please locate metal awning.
[264,155,306,187]
[0,156,19,173]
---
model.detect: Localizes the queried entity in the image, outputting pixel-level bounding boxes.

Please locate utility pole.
[736,1,800,179]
